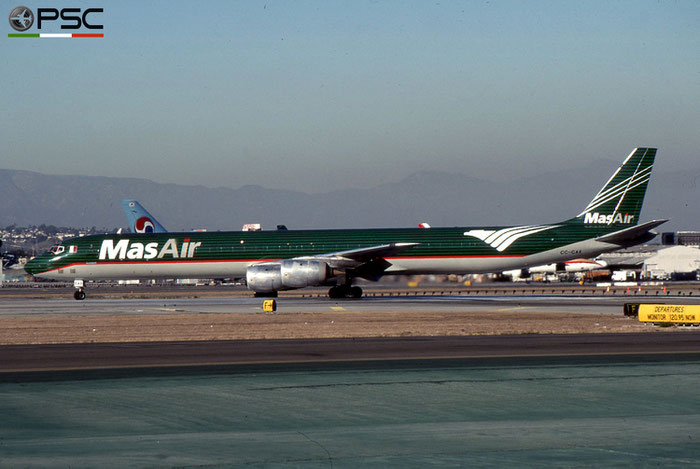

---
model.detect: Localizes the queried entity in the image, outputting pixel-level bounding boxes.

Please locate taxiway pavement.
[1,294,699,318]
[2,332,700,375]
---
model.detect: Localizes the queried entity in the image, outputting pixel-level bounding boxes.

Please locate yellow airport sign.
[262,299,277,312]
[638,304,700,323]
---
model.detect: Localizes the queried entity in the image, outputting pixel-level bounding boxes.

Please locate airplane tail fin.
[120,200,168,233]
[566,148,656,228]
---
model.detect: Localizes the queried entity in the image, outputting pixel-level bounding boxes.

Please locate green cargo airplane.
[25,148,665,300]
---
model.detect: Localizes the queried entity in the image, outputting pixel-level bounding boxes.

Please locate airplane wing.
[296,242,420,270]
[596,219,668,246]
[247,242,420,287]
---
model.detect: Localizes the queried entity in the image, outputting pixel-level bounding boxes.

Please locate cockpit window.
[49,245,65,255]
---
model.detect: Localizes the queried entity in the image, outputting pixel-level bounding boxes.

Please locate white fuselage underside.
[40,239,619,282]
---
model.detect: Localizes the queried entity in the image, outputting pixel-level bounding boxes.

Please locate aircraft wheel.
[328,286,342,299]
[74,290,86,301]
[349,286,363,298]
[329,285,362,299]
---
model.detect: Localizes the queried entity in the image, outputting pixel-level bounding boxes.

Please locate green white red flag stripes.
[8,33,103,38]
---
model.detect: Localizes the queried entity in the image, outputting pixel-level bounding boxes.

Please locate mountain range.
[1,161,697,233]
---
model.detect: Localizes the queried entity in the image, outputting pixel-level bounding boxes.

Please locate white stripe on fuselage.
[38,237,620,280]
[38,260,252,281]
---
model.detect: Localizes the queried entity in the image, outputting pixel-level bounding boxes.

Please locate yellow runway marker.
[331,306,346,311]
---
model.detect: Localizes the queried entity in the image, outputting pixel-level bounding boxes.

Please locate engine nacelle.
[246,260,331,292]
[246,263,283,292]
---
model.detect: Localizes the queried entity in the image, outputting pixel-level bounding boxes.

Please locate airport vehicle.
[121,200,167,233]
[25,148,665,300]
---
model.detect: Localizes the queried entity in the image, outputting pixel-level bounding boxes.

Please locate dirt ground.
[0,309,663,345]
[3,283,693,345]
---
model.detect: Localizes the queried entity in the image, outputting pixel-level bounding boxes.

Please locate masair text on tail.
[571,147,656,228]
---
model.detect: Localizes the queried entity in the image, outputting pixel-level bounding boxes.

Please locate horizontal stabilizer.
[596,219,668,246]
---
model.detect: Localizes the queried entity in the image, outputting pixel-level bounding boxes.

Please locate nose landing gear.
[73,279,86,300]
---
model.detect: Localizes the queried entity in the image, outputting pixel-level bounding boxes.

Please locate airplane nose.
[24,257,45,276]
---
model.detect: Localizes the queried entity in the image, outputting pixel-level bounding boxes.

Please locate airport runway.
[1,293,699,318]
[3,290,700,466]
[1,291,699,345]
[1,288,699,374]
[2,332,700,376]
[2,281,699,301]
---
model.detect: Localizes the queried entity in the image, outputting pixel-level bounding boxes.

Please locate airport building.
[642,245,700,280]
[661,231,700,246]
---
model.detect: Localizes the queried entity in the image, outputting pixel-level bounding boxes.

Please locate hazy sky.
[2,0,699,192]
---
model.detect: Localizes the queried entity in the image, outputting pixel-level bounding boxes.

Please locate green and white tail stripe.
[573,147,656,225]
[464,225,559,252]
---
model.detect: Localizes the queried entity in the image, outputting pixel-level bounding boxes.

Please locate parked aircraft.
[120,200,167,234]
[26,148,664,300]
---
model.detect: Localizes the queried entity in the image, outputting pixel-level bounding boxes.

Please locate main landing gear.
[328,284,363,299]
[73,279,86,300]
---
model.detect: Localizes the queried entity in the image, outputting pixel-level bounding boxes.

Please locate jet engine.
[246,260,332,292]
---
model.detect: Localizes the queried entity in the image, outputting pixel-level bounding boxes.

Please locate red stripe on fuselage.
[36,258,281,274]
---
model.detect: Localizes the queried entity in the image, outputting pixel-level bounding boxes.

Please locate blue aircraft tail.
[120,200,168,233]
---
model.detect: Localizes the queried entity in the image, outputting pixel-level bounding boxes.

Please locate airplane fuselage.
[26,223,624,281]
[24,148,662,299]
